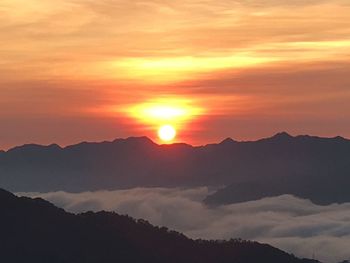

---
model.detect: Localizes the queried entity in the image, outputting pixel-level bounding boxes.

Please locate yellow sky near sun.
[125,98,204,128]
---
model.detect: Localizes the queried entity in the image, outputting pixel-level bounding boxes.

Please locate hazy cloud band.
[19,187,350,262]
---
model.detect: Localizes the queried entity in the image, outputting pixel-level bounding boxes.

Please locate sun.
[122,97,204,143]
[158,125,176,142]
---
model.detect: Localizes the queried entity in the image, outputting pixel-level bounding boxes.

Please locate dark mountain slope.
[1,132,350,204]
[204,133,350,205]
[0,188,319,263]
[204,180,350,206]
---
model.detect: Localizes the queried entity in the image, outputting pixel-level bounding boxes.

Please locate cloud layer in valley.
[19,187,350,262]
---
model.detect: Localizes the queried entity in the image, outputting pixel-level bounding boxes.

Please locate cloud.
[1,0,350,149]
[1,0,350,81]
[19,187,350,262]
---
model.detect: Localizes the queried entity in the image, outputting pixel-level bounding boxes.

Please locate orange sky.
[1,0,350,149]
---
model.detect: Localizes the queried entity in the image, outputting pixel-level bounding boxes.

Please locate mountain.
[204,133,350,206]
[1,132,350,204]
[0,188,319,263]
[204,180,350,206]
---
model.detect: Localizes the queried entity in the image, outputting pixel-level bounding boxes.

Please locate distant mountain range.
[0,188,319,263]
[1,132,350,205]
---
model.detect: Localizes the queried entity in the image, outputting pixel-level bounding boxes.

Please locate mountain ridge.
[4,132,349,152]
[1,132,350,206]
[0,187,321,263]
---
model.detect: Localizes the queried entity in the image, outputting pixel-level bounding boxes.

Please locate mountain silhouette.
[0,188,320,263]
[1,132,350,204]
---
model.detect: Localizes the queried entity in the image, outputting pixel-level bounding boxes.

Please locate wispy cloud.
[1,0,350,148]
[1,0,350,81]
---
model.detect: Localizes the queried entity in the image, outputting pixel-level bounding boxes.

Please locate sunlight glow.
[144,106,187,121]
[124,97,204,142]
[127,98,203,126]
[158,125,176,142]
[108,54,277,82]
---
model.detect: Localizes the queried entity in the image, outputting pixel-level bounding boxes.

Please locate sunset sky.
[1,0,350,149]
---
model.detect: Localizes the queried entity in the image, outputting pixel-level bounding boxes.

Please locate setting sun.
[122,97,204,143]
[158,125,176,142]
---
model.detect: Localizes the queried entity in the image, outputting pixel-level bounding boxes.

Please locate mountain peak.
[274,131,292,137]
[126,136,153,141]
[333,135,346,141]
[7,143,62,153]
[114,136,156,146]
[271,132,293,140]
[220,137,236,145]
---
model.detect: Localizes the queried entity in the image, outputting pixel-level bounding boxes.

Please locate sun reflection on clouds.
[107,54,277,83]
[126,97,204,126]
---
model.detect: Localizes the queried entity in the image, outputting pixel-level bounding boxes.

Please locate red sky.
[1,0,350,149]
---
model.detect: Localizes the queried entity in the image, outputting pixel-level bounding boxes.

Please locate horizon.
[1,0,350,149]
[2,131,348,152]
[1,1,350,262]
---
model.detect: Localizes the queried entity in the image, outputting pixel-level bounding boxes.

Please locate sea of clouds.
[19,187,350,263]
